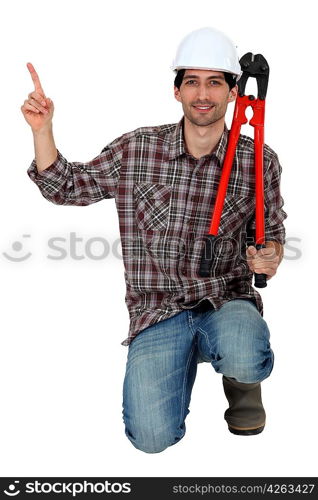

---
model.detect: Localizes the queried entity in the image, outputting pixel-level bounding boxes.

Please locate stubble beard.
[183,102,227,128]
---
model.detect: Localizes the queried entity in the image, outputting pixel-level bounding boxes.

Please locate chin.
[189,117,215,127]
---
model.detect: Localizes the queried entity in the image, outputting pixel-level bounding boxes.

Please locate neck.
[183,116,225,159]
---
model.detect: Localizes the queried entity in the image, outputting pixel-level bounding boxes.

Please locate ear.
[228,84,238,103]
[174,86,182,103]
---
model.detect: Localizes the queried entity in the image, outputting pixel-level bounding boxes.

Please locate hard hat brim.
[171,65,242,81]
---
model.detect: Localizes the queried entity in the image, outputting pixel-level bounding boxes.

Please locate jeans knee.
[212,324,274,383]
[124,423,185,454]
[222,351,275,384]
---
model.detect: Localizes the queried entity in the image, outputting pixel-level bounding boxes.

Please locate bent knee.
[221,351,275,383]
[124,423,185,454]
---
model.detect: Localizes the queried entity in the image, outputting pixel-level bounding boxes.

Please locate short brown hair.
[174,69,236,90]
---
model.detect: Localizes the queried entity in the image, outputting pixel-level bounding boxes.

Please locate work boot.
[222,375,266,435]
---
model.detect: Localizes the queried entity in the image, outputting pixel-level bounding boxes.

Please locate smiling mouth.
[193,105,215,112]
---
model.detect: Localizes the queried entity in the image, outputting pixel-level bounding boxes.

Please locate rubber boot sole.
[228,424,265,436]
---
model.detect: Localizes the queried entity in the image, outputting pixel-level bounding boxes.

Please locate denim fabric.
[122,299,274,453]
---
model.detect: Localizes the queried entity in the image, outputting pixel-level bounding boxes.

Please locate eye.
[185,80,197,86]
[210,80,221,86]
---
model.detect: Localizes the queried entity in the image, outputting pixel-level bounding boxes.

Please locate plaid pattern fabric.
[27,117,287,346]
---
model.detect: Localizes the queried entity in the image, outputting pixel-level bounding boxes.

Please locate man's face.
[174,69,237,127]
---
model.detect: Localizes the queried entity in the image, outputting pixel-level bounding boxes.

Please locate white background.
[1,0,317,477]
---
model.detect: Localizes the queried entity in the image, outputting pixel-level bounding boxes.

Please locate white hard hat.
[171,27,242,80]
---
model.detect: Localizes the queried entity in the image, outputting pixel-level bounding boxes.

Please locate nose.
[196,84,209,101]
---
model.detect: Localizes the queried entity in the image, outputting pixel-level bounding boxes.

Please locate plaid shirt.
[27,117,287,346]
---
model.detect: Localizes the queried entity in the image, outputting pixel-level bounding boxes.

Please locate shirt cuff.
[27,149,68,184]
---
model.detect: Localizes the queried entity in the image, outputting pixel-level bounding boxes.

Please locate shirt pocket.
[211,195,255,274]
[218,195,255,236]
[134,182,172,231]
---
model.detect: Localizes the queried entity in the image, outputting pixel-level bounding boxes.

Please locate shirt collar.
[167,116,229,166]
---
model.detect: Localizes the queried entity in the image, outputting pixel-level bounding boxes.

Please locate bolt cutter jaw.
[238,52,269,100]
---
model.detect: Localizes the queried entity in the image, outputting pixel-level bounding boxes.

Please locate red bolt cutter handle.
[250,98,267,287]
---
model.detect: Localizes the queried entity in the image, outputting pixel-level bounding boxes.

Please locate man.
[22,27,287,454]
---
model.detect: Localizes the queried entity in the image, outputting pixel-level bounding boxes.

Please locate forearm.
[32,125,58,172]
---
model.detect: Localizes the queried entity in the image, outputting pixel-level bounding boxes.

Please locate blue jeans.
[122,299,274,453]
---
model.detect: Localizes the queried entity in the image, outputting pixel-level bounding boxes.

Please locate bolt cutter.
[199,52,270,288]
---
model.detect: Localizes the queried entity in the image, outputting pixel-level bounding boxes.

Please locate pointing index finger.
[26,62,46,97]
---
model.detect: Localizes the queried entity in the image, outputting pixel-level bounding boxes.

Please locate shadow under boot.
[222,375,266,435]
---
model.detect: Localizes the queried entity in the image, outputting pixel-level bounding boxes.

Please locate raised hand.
[21,63,54,132]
